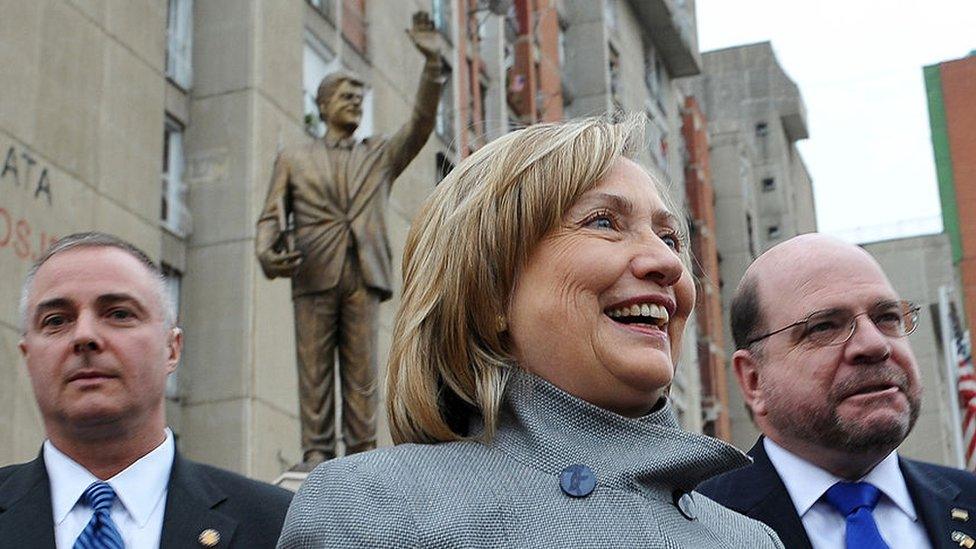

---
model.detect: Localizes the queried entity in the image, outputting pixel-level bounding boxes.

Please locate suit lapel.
[0,455,57,549]
[742,439,814,549]
[901,458,975,549]
[159,453,238,549]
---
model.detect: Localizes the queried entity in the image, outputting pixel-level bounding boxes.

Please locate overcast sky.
[695,0,976,243]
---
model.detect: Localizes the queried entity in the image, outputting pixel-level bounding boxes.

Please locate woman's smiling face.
[507,158,696,417]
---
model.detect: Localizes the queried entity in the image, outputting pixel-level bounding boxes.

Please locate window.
[557,17,568,69]
[161,117,191,237]
[604,0,618,31]
[609,44,622,110]
[436,60,455,146]
[166,0,193,89]
[303,36,340,137]
[767,225,781,239]
[162,265,182,400]
[755,122,769,158]
[465,61,488,144]
[432,0,453,43]
[645,45,663,101]
[435,152,454,184]
[645,111,669,173]
[762,177,776,192]
[342,0,367,55]
[303,34,373,140]
[307,0,335,22]
[478,78,488,137]
[746,213,756,258]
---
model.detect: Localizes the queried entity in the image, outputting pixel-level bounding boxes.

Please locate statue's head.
[316,71,366,134]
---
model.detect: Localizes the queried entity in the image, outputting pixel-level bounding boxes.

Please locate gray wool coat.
[278,371,783,548]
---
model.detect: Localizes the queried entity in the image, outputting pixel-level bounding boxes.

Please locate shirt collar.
[862,449,918,519]
[764,437,917,520]
[324,132,356,149]
[44,429,176,528]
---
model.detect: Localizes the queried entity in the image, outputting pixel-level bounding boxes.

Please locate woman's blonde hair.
[387,113,689,444]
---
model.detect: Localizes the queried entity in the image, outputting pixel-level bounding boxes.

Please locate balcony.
[626,0,701,77]
[780,94,809,142]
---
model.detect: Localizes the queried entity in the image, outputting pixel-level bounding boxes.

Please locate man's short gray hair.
[19,232,176,333]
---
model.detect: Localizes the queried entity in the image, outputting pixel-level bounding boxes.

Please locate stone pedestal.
[273,471,308,493]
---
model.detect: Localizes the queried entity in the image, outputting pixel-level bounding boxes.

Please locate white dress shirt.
[764,437,931,549]
[44,429,175,549]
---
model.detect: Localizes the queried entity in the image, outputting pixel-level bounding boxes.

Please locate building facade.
[682,42,817,448]
[863,234,965,467]
[926,51,976,349]
[1,0,725,480]
[681,95,731,440]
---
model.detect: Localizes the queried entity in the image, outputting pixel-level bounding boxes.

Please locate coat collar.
[739,438,815,549]
[901,458,976,549]
[0,453,56,549]
[323,132,357,149]
[0,450,242,549]
[729,438,976,549]
[158,453,239,549]
[490,370,750,497]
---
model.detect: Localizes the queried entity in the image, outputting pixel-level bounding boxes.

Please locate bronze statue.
[256,12,443,471]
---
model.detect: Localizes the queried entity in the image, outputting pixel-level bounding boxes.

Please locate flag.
[950,303,976,471]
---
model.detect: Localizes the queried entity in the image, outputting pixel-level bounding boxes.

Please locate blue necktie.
[73,481,125,549]
[824,482,890,549]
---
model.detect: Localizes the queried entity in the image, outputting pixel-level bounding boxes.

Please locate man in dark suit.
[0,232,292,548]
[698,234,976,549]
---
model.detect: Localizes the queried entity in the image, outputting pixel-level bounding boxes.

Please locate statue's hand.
[258,249,304,279]
[407,11,440,60]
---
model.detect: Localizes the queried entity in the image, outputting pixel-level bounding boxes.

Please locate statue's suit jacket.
[256,61,443,302]
[697,438,976,549]
[0,451,293,548]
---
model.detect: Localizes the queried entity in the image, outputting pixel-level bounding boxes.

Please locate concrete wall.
[0,0,713,478]
[0,0,169,467]
[864,234,961,467]
[682,42,816,450]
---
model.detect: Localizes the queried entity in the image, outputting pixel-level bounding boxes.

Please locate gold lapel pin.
[953,508,971,522]
[198,528,220,547]
[951,530,975,548]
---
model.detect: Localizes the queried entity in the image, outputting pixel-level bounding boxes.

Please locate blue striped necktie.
[74,481,125,549]
[824,481,890,549]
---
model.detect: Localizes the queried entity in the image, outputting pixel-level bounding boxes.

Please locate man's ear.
[732,348,767,417]
[165,327,183,374]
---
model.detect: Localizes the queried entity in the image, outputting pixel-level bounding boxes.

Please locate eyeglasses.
[745,300,920,348]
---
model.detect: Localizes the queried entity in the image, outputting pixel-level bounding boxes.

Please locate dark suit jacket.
[0,451,293,548]
[698,438,976,549]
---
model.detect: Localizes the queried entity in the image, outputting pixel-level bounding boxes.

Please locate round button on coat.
[559,464,596,498]
[673,490,697,520]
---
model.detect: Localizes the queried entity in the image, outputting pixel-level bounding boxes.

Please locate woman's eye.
[585,214,616,230]
[660,233,680,251]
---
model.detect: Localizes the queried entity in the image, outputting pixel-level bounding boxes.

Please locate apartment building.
[0,0,725,478]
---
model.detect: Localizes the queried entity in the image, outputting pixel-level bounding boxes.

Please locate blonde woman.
[278,115,783,548]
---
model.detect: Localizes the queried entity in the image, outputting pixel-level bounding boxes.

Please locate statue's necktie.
[73,481,125,549]
[823,481,890,549]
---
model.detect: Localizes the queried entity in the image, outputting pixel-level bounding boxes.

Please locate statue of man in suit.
[256,12,443,471]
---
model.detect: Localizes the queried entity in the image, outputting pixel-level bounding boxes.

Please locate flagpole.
[938,285,966,468]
